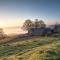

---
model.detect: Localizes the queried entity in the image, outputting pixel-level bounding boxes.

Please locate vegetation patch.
[0,37,60,60]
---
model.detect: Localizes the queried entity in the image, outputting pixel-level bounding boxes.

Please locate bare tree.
[22,19,33,31]
[34,19,39,28]
[22,19,46,32]
[34,19,46,28]
[38,20,46,28]
[54,23,60,33]
[0,28,5,38]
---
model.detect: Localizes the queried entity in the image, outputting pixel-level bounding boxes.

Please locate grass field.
[0,36,60,60]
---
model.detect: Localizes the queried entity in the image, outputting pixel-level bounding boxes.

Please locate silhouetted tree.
[0,28,5,38]
[22,19,46,32]
[38,20,46,28]
[22,19,33,31]
[34,19,46,28]
[34,19,39,28]
[54,23,60,33]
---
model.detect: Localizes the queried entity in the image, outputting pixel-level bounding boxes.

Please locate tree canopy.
[22,19,33,30]
[22,19,46,31]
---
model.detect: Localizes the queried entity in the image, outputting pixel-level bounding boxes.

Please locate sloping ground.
[0,37,60,60]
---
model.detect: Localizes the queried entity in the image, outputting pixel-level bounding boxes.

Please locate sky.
[0,0,60,27]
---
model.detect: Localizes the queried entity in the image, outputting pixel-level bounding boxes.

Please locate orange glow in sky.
[0,16,25,28]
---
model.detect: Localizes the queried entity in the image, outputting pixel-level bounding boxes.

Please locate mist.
[3,27,27,35]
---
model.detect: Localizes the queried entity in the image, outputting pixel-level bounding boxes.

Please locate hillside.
[0,36,60,60]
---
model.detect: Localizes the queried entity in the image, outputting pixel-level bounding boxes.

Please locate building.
[28,28,52,36]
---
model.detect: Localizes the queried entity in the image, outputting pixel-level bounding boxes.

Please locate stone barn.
[28,28,52,36]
